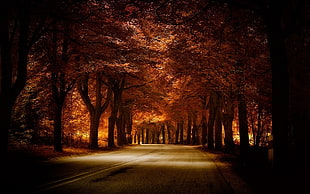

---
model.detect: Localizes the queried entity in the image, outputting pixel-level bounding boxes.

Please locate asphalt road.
[5,144,236,194]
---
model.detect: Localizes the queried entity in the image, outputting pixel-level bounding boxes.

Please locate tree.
[1,1,32,154]
[49,24,75,152]
[107,77,125,147]
[78,72,111,149]
[222,88,235,153]
[0,0,82,154]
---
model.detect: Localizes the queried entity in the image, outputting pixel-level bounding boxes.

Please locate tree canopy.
[1,0,309,174]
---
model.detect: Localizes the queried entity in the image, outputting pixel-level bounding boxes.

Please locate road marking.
[33,150,156,193]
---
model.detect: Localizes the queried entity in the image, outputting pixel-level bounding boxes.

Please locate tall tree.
[78,72,112,149]
[222,89,235,153]
[187,112,192,145]
[50,24,75,152]
[0,0,86,154]
[1,1,49,153]
[207,91,219,149]
[108,77,125,147]
[215,93,223,150]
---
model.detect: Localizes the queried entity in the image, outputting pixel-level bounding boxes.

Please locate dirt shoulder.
[198,147,254,194]
[199,147,309,194]
[6,144,123,163]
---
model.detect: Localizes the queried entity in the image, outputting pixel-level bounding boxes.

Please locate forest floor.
[5,144,308,194]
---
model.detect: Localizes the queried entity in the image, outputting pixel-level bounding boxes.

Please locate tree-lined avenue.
[5,145,249,194]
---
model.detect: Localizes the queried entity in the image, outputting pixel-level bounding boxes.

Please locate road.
[5,144,236,194]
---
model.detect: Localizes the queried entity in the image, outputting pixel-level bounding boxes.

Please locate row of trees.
[1,0,309,174]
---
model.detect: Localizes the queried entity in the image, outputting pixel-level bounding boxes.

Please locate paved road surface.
[6,144,236,194]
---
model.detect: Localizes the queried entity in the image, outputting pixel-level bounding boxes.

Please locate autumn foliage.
[3,0,309,175]
[2,0,272,155]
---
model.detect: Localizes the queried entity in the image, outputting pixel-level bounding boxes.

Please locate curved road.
[7,145,237,194]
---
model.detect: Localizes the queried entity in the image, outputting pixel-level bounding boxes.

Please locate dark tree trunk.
[179,121,184,144]
[78,73,111,149]
[201,117,207,146]
[0,4,30,154]
[223,88,235,152]
[146,127,149,144]
[156,131,160,144]
[263,1,290,172]
[192,123,198,145]
[223,98,235,153]
[215,105,223,150]
[51,29,61,151]
[167,124,171,144]
[200,96,208,146]
[207,101,216,149]
[116,117,125,146]
[108,78,125,147]
[192,112,198,145]
[137,131,140,144]
[254,104,262,147]
[0,7,12,154]
[116,108,125,146]
[108,96,119,147]
[116,104,128,146]
[53,98,64,152]
[51,26,72,152]
[151,131,155,144]
[141,128,144,144]
[187,113,192,145]
[175,123,180,144]
[126,109,133,144]
[207,92,222,149]
[89,111,101,149]
[238,93,250,160]
[161,124,165,144]
[223,114,234,153]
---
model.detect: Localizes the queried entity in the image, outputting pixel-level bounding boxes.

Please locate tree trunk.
[201,96,207,146]
[215,106,223,150]
[192,112,198,145]
[146,127,149,144]
[167,124,171,144]
[175,123,179,144]
[161,124,165,144]
[201,116,207,146]
[238,93,249,160]
[223,93,235,153]
[0,8,12,154]
[0,4,29,154]
[208,92,221,149]
[51,26,71,152]
[187,113,192,145]
[108,93,119,147]
[53,101,63,152]
[78,73,110,149]
[223,114,234,153]
[151,131,155,144]
[108,78,125,147]
[126,109,133,144]
[179,121,184,144]
[116,114,124,146]
[89,111,100,149]
[137,131,140,144]
[254,104,262,147]
[207,107,216,149]
[156,131,160,144]
[263,1,290,172]
[141,128,144,144]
